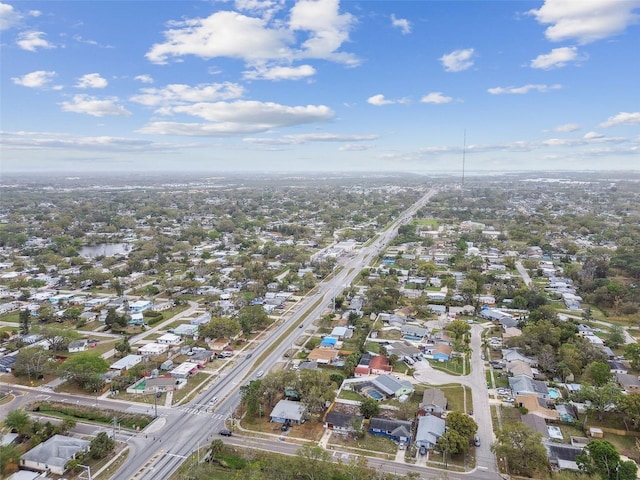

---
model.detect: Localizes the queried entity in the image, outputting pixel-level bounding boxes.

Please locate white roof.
[138,343,167,354]
[110,354,143,370]
[171,362,198,376]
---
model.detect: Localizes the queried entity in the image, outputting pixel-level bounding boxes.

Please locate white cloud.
[488,84,562,95]
[12,70,56,88]
[0,130,181,152]
[439,48,475,72]
[243,64,316,80]
[17,31,54,51]
[137,100,334,136]
[339,143,373,151]
[289,0,359,65]
[0,2,21,30]
[76,73,108,89]
[367,94,394,106]
[244,132,378,144]
[420,92,454,104]
[530,46,585,69]
[146,1,358,68]
[584,131,604,140]
[367,94,410,106]
[130,83,244,107]
[146,11,293,64]
[135,75,154,84]
[528,0,640,44]
[234,0,285,21]
[61,95,132,117]
[553,123,581,132]
[600,111,640,127]
[391,14,411,34]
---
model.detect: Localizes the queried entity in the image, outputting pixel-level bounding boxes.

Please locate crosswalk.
[178,406,226,419]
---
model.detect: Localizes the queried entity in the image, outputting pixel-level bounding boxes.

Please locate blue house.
[369,417,413,444]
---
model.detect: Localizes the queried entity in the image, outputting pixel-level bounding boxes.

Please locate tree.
[617,393,640,429]
[240,380,262,417]
[359,398,380,419]
[436,429,468,457]
[491,422,550,477]
[445,411,477,443]
[0,442,20,477]
[585,361,612,387]
[237,305,270,335]
[59,352,109,391]
[104,308,120,330]
[36,325,79,352]
[575,382,623,421]
[608,325,626,349]
[4,409,31,438]
[19,309,30,335]
[12,346,53,381]
[114,336,131,357]
[576,440,637,480]
[89,432,115,459]
[200,316,241,339]
[625,343,640,370]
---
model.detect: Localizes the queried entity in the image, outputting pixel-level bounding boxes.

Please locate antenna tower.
[462,129,466,189]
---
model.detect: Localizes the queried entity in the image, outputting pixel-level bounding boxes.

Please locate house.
[415,414,446,450]
[370,375,414,398]
[270,399,306,424]
[174,324,199,336]
[138,343,169,357]
[129,300,151,312]
[307,348,340,365]
[190,312,211,326]
[330,326,352,339]
[616,373,640,392]
[507,360,533,378]
[607,360,627,374]
[419,388,448,415]
[515,394,559,421]
[401,325,429,339]
[431,344,452,362]
[20,434,90,475]
[170,362,198,379]
[0,355,17,373]
[110,354,143,373]
[521,413,550,440]
[509,375,550,399]
[191,350,214,366]
[128,312,146,326]
[323,410,364,435]
[369,417,413,444]
[545,443,584,471]
[68,339,89,353]
[556,404,577,423]
[157,333,182,345]
[369,355,393,375]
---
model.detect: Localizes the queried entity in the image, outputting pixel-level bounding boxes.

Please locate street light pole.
[78,464,92,480]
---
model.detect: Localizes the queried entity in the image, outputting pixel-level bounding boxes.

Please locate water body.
[79,243,130,258]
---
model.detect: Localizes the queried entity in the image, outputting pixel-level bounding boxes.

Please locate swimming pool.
[548,388,561,399]
[368,389,383,400]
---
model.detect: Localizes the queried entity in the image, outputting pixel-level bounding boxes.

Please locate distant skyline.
[1,0,639,173]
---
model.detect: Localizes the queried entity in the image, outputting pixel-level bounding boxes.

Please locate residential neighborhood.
[1,172,640,480]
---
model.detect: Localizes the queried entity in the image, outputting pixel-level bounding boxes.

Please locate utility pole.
[112,416,117,439]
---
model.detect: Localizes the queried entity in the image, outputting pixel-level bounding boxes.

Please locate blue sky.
[1,0,639,174]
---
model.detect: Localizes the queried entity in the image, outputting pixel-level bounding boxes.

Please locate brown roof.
[307,348,340,363]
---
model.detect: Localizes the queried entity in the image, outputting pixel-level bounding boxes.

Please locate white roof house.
[170,362,198,379]
[138,343,168,356]
[110,354,143,372]
[174,324,199,336]
[157,333,182,345]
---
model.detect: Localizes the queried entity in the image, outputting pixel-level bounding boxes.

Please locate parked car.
[219,429,232,437]
[474,435,481,447]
